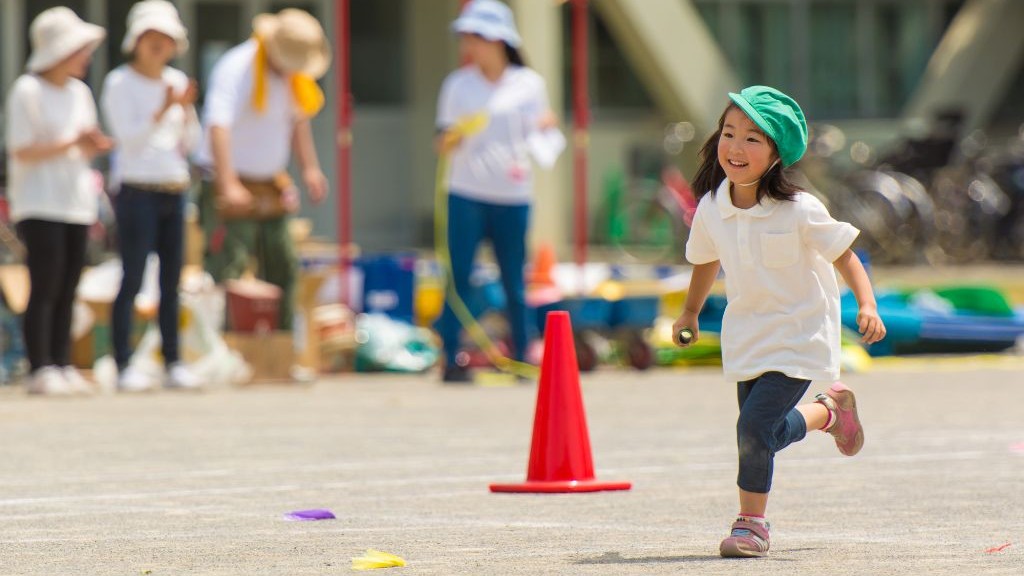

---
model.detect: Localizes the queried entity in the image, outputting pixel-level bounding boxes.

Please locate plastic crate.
[609,296,660,329]
[535,297,613,332]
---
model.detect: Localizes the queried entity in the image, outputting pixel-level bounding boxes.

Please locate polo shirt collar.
[715,179,779,219]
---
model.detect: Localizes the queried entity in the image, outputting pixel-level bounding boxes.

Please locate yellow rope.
[434,115,540,380]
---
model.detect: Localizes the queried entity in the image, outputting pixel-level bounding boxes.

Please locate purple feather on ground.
[283,509,336,521]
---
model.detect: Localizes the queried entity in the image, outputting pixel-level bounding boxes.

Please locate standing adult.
[102,0,202,392]
[196,8,331,331]
[5,7,112,395]
[435,0,558,382]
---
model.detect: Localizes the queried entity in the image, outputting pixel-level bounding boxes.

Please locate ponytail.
[504,43,526,67]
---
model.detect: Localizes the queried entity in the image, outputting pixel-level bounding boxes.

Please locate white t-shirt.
[101,65,199,187]
[195,40,298,179]
[4,74,100,225]
[436,65,549,205]
[685,180,860,383]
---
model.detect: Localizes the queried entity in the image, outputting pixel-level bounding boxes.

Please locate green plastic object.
[933,286,1014,317]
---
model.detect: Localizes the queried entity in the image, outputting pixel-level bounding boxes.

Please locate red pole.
[335,0,352,306]
[571,0,589,274]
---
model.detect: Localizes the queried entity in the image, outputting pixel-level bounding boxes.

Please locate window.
[560,3,653,112]
[807,3,858,118]
[350,0,407,105]
[734,2,791,91]
[693,0,965,119]
[193,3,242,96]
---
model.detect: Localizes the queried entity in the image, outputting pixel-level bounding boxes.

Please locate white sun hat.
[121,0,189,55]
[26,7,106,74]
[451,0,522,49]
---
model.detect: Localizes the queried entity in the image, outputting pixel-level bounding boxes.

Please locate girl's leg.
[112,187,159,368]
[155,192,186,365]
[486,202,530,362]
[50,223,89,367]
[735,372,812,507]
[16,220,66,371]
[437,194,485,367]
[797,401,830,431]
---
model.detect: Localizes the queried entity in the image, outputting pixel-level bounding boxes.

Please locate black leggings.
[16,219,89,372]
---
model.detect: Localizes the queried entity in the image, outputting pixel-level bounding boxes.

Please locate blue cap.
[451,0,522,49]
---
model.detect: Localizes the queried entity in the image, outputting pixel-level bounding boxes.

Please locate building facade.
[2,0,1021,254]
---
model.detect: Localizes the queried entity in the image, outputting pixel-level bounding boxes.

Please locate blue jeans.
[736,371,811,493]
[112,185,185,368]
[438,193,530,366]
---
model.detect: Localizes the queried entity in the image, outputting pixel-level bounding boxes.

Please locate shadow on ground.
[575,551,807,565]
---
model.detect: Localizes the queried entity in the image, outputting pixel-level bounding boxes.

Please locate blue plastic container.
[357,253,416,323]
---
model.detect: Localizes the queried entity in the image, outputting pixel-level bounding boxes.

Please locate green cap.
[728,86,808,167]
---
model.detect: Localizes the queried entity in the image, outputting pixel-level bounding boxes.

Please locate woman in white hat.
[101,0,202,392]
[435,0,560,383]
[4,7,112,396]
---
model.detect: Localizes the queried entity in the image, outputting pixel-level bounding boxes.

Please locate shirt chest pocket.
[760,232,799,268]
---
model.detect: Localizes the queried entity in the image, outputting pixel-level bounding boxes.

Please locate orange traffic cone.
[528,242,557,286]
[490,311,632,493]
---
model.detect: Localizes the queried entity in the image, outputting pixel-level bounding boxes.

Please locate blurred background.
[1,0,1023,380]
[1,0,1021,263]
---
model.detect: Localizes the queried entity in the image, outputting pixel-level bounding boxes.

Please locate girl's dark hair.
[691,103,801,204]
[504,43,526,67]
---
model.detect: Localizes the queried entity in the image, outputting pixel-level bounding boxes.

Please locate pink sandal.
[816,382,864,456]
[719,518,770,558]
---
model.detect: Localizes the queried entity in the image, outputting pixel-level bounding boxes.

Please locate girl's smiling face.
[717,106,778,185]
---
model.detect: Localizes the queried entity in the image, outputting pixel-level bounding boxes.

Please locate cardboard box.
[184,212,204,268]
[223,331,295,382]
[0,265,29,314]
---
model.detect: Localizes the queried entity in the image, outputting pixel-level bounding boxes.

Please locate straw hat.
[252,9,330,79]
[121,0,189,55]
[26,7,106,73]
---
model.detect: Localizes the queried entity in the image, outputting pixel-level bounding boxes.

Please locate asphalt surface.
[0,357,1022,575]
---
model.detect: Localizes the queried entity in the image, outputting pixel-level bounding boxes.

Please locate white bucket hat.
[121,0,189,55]
[252,9,331,79]
[451,0,522,49]
[26,7,106,74]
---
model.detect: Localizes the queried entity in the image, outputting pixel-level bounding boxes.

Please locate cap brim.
[728,91,777,146]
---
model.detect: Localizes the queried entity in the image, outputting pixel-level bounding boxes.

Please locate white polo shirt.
[196,40,297,179]
[436,65,549,205]
[685,180,859,383]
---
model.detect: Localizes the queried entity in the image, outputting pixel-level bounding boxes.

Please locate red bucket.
[225,279,282,333]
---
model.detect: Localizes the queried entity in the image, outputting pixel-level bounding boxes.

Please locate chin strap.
[735,159,781,188]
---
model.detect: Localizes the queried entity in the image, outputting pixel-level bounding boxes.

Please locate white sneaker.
[26,366,72,396]
[62,366,95,396]
[118,365,157,393]
[165,362,203,390]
